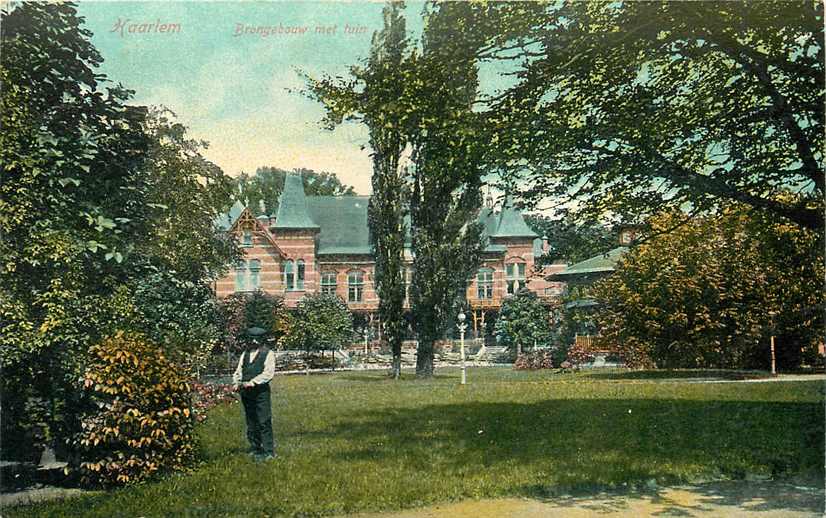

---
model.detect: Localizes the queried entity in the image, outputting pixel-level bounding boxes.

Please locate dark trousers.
[240,384,274,456]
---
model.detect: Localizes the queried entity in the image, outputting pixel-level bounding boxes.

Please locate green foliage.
[526,214,619,265]
[282,294,353,353]
[73,332,196,487]
[363,2,410,378]
[305,2,486,377]
[138,108,240,283]
[14,369,824,517]
[594,208,825,369]
[453,2,823,229]
[494,289,553,356]
[218,291,286,354]
[0,3,237,463]
[232,166,356,216]
[127,271,224,376]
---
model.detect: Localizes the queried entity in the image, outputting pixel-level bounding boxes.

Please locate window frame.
[348,270,364,303]
[476,267,494,300]
[283,260,295,291]
[506,261,526,295]
[248,259,261,290]
[296,259,305,290]
[235,260,247,292]
[320,271,337,296]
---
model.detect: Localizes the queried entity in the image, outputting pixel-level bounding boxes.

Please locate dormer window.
[242,230,253,247]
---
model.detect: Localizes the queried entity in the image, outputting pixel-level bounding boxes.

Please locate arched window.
[477,268,494,300]
[235,260,247,292]
[320,271,337,295]
[249,259,261,290]
[348,270,364,302]
[506,262,526,295]
[284,260,295,291]
[296,259,305,290]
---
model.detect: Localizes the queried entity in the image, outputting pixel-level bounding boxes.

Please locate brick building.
[214,173,563,340]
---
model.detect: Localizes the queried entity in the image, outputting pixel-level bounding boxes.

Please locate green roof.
[551,246,628,278]
[214,200,246,231]
[492,197,538,238]
[274,174,320,230]
[306,196,371,255]
[478,208,505,252]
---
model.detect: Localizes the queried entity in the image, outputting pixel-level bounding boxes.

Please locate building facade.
[214,174,564,339]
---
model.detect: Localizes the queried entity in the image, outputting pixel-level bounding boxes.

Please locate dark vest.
[241,347,271,382]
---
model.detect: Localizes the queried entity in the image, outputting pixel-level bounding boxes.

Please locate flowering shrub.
[191,382,237,422]
[72,332,196,487]
[566,341,596,367]
[513,350,554,370]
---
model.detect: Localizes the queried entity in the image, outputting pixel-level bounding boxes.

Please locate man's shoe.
[256,454,276,462]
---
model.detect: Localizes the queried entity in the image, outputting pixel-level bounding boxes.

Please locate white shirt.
[232,348,276,386]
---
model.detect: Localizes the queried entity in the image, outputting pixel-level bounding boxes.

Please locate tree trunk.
[416,337,435,377]
[391,354,402,379]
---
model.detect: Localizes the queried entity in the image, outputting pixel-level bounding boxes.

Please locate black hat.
[246,327,267,337]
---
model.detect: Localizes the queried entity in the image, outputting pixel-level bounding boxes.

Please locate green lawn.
[12,368,824,517]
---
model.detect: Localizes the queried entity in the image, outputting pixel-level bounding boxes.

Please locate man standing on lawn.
[233,326,276,461]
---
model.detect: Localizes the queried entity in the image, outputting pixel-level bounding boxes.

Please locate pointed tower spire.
[273,173,319,230]
[492,195,538,238]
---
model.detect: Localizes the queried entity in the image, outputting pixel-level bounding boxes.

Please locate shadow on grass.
[299,397,823,511]
[582,369,769,381]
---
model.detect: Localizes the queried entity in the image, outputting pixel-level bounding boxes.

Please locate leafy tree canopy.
[283,294,354,353]
[594,207,824,370]
[464,1,824,230]
[526,213,619,265]
[494,288,553,356]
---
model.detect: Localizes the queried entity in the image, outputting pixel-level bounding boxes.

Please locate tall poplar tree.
[407,3,486,377]
[365,2,409,379]
[306,2,486,378]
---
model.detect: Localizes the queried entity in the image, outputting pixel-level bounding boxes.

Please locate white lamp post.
[457,311,467,385]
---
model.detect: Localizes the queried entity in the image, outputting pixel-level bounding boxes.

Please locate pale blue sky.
[76,1,434,194]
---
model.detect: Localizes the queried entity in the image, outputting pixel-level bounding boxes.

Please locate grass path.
[8,368,824,517]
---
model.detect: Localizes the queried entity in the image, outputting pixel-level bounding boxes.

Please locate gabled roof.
[274,174,320,230]
[491,196,538,239]
[214,200,246,231]
[550,246,628,279]
[306,196,372,255]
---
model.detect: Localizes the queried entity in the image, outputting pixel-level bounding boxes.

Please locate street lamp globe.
[458,311,466,323]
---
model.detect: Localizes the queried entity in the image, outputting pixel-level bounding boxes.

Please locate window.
[477,268,494,299]
[506,262,526,295]
[296,259,305,290]
[348,270,364,302]
[320,272,337,295]
[234,261,247,292]
[241,230,253,247]
[248,259,261,290]
[284,260,295,291]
